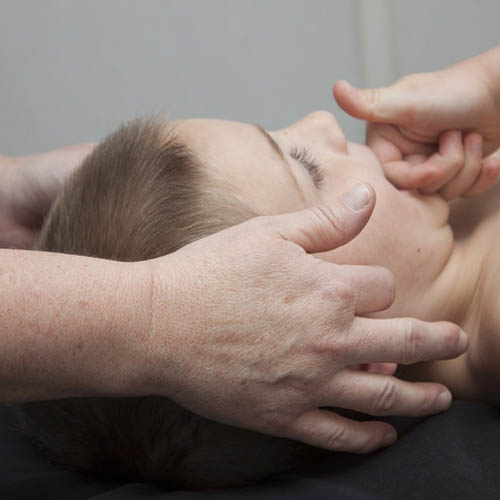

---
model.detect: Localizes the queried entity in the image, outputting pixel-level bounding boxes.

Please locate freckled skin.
[175,115,456,324]
[174,113,498,402]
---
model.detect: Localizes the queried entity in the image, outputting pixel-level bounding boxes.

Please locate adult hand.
[138,183,468,453]
[0,143,96,249]
[333,46,500,194]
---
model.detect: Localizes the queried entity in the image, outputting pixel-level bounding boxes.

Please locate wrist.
[477,46,500,113]
[110,257,183,399]
[49,257,155,400]
[123,255,196,401]
[95,259,156,398]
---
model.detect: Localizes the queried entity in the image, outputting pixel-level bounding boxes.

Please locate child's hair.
[9,118,326,489]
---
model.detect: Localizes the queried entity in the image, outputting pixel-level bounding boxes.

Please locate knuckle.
[310,204,346,238]
[402,319,426,364]
[324,424,348,451]
[364,88,383,122]
[422,389,440,412]
[358,435,379,453]
[338,282,356,306]
[320,276,356,306]
[364,87,380,107]
[311,329,348,360]
[373,380,400,415]
[260,409,290,436]
[355,428,382,453]
[452,152,465,169]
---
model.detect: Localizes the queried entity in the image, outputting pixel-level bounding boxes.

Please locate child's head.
[13,112,455,488]
[36,117,260,261]
[173,111,454,318]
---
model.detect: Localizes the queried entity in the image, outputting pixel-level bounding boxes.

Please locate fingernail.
[342,183,372,211]
[381,431,397,447]
[435,390,452,412]
[457,329,469,352]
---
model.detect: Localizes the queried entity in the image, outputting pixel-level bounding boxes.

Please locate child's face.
[174,111,454,317]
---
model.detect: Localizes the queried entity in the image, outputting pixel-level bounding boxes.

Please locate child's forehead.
[171,118,309,214]
[171,119,267,158]
[172,118,250,138]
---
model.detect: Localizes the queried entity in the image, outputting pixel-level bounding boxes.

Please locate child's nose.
[298,111,348,154]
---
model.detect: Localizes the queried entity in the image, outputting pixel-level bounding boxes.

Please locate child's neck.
[396,194,500,402]
[447,187,500,340]
[418,235,482,339]
[452,199,500,403]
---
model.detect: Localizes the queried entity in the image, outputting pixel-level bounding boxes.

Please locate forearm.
[0,249,152,403]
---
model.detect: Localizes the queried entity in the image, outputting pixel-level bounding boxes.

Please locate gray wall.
[0,0,499,155]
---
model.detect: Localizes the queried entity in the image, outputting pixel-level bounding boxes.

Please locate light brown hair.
[10,118,326,489]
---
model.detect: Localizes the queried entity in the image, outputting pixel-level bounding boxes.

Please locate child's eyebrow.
[255,125,287,163]
[254,124,306,202]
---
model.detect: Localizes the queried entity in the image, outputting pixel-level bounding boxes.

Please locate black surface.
[1,401,499,500]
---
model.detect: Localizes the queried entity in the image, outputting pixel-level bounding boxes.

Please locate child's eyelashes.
[289,146,325,188]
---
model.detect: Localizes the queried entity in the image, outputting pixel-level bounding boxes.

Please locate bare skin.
[169,113,495,409]
[0,143,96,248]
[4,45,499,453]
[0,149,467,454]
[333,44,500,404]
[396,179,500,405]
[333,45,500,193]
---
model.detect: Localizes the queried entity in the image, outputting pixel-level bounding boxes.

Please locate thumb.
[269,183,375,253]
[334,80,409,124]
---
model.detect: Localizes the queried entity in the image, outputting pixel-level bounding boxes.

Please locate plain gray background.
[0,0,499,155]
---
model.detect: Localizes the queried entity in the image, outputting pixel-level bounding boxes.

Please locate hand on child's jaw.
[174,111,455,322]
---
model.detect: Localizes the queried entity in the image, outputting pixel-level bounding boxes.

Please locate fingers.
[359,363,398,376]
[366,123,441,190]
[287,407,397,453]
[380,159,441,190]
[21,142,97,182]
[351,363,398,376]
[419,132,500,198]
[370,127,500,196]
[326,369,451,417]
[437,133,484,200]
[331,264,395,315]
[462,156,500,198]
[367,122,436,159]
[418,131,465,194]
[267,183,375,254]
[333,80,408,124]
[346,317,468,366]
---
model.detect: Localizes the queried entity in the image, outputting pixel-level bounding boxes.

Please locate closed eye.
[290,147,325,188]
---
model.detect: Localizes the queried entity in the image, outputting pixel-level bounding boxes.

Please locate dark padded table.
[1,401,499,500]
